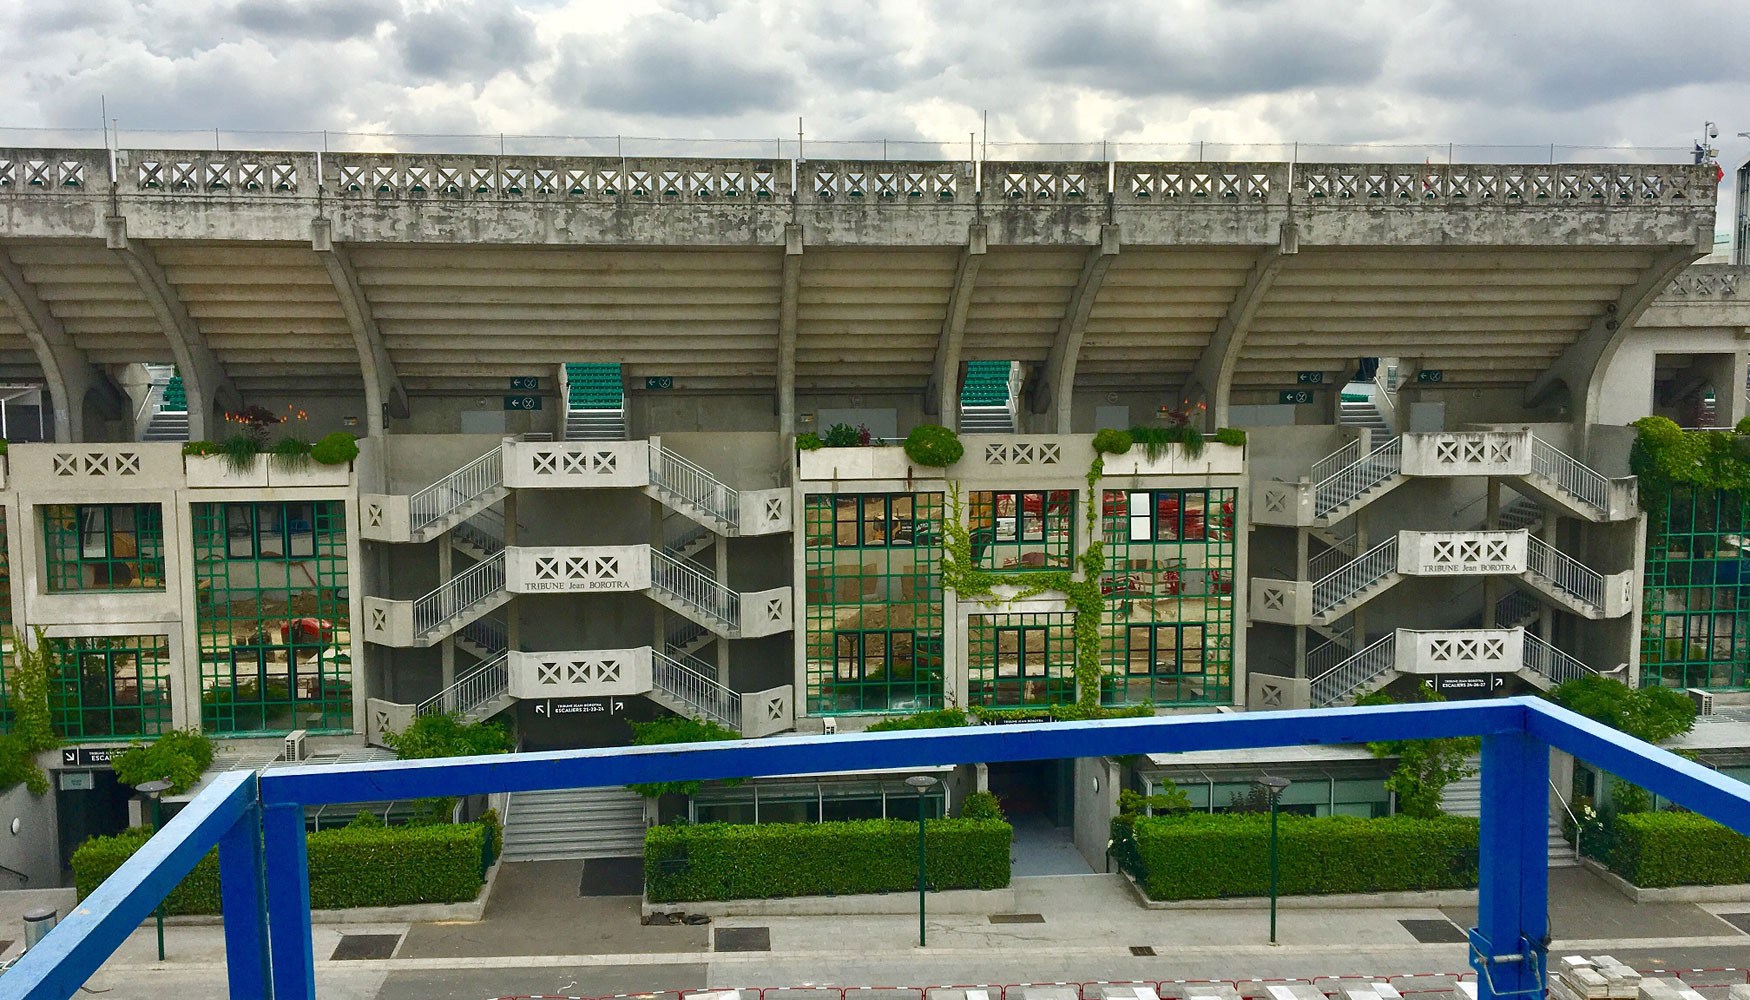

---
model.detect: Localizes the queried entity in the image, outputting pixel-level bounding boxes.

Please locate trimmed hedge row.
[1129,813,1479,901]
[645,819,1012,902]
[73,822,489,915]
[1608,811,1750,887]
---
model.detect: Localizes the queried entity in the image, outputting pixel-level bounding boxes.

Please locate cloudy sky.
[2,0,1745,233]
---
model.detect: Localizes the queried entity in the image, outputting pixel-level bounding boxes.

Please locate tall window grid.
[804,493,944,714]
[967,612,1077,706]
[1100,488,1237,705]
[42,504,165,592]
[193,501,352,735]
[966,491,1075,572]
[47,634,172,741]
[1642,489,1750,690]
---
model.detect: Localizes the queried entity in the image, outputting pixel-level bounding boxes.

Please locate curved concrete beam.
[0,248,124,442]
[925,225,988,428]
[775,224,804,440]
[312,220,408,436]
[1183,224,1297,429]
[107,217,240,439]
[1032,224,1119,433]
[1526,242,1707,420]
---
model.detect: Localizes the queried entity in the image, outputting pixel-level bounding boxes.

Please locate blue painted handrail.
[5,697,1750,1000]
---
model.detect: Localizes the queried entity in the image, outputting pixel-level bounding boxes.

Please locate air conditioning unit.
[282,729,308,763]
[1687,688,1715,716]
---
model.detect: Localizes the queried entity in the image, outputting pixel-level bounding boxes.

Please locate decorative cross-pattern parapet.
[1398,529,1529,575]
[1294,163,1712,204]
[505,545,652,594]
[0,155,95,191]
[803,161,971,202]
[1248,578,1312,624]
[1395,627,1525,675]
[126,153,303,194]
[739,488,793,534]
[736,587,794,638]
[740,684,796,738]
[1252,481,1315,527]
[8,443,188,490]
[1115,163,1286,203]
[981,441,1062,467]
[981,161,1109,203]
[326,155,788,203]
[1664,267,1743,297]
[503,441,650,489]
[364,698,415,748]
[52,450,139,478]
[507,647,653,699]
[1399,430,1534,477]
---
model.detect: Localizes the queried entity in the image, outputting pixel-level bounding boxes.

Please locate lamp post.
[1254,775,1291,946]
[136,779,173,961]
[904,774,939,948]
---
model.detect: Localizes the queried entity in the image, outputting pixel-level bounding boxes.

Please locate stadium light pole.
[905,774,939,947]
[136,779,174,961]
[1255,775,1292,945]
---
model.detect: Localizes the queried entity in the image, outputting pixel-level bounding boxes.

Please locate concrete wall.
[1600,328,1749,429]
[637,391,777,436]
[1071,756,1121,873]
[0,783,58,887]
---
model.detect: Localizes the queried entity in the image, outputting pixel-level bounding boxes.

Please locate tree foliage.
[383,713,514,760]
[1356,683,1480,819]
[1550,675,1697,745]
[624,716,743,798]
[112,728,215,794]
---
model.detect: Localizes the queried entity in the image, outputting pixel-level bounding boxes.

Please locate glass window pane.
[1156,493,1181,542]
[995,494,1017,542]
[227,506,255,558]
[834,498,859,546]
[863,497,888,547]
[890,496,915,547]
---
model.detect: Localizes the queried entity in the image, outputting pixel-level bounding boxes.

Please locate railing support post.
[1471,730,1550,1000]
[264,802,316,1000]
[218,794,272,1000]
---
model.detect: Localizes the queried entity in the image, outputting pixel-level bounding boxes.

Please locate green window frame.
[0,508,13,731]
[1100,488,1236,706]
[967,490,1075,571]
[43,504,165,593]
[47,634,172,741]
[1642,488,1750,690]
[967,612,1077,706]
[805,492,944,714]
[194,501,352,735]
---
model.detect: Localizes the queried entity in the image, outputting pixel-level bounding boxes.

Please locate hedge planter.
[185,454,270,488]
[644,818,1012,903]
[1606,812,1750,888]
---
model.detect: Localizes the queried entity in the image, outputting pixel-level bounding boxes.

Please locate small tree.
[383,713,514,760]
[1356,684,1480,819]
[624,717,742,798]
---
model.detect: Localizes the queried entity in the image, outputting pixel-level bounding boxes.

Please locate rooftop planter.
[797,423,961,481]
[183,432,357,488]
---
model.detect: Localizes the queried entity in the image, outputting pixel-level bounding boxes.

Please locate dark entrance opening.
[987,759,1092,877]
[55,769,132,874]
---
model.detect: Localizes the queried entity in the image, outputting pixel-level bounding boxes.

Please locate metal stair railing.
[651,648,741,728]
[1308,544,1351,581]
[1306,634,1352,678]
[458,615,508,656]
[1523,632,1598,686]
[1311,438,1360,484]
[1529,435,1609,514]
[1311,632,1397,706]
[453,506,506,556]
[410,447,505,536]
[664,614,711,656]
[1314,437,1402,518]
[413,550,507,638]
[415,652,510,719]
[651,549,740,632]
[662,514,713,561]
[1313,536,1399,617]
[1525,536,1604,612]
[649,443,739,529]
[1495,588,1539,628]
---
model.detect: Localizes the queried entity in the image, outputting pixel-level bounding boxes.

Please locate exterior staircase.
[1312,536,1403,622]
[650,648,742,728]
[645,442,740,535]
[1522,536,1611,619]
[408,447,509,544]
[1440,772,1578,868]
[416,653,513,723]
[408,551,512,646]
[563,363,628,441]
[649,549,741,636]
[501,786,647,862]
[1311,628,1600,707]
[960,361,1018,432]
[138,371,190,441]
[455,615,508,661]
[1339,384,1394,440]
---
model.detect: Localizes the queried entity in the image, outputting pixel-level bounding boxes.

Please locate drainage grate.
[330,934,401,960]
[988,913,1046,924]
[1399,919,1468,943]
[1130,946,1157,956]
[714,926,771,952]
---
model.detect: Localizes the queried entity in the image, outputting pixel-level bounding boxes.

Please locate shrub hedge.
[645,818,1012,902]
[1127,813,1479,901]
[73,822,489,915]
[1608,811,1750,887]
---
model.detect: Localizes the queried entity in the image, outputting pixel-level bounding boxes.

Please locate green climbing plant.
[941,454,1114,710]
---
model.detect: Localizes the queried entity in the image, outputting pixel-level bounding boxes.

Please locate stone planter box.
[798,446,948,482]
[267,461,351,487]
[1101,442,1245,477]
[185,454,269,487]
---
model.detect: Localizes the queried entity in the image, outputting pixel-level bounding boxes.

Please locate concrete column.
[716,539,730,680]
[504,492,520,654]
[438,539,454,690]
[1483,479,1501,627]
[775,224,803,468]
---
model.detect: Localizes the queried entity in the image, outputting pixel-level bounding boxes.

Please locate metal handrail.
[1314,437,1402,518]
[1495,588,1539,628]
[458,615,508,655]
[664,614,710,654]
[413,551,507,637]
[133,378,169,423]
[662,514,712,559]
[453,508,505,556]
[416,653,510,719]
[1525,536,1604,611]
[651,648,740,728]
[1311,438,1360,484]
[649,443,739,528]
[1522,631,1597,686]
[650,549,740,631]
[410,446,504,534]
[1529,435,1608,513]
[1306,635,1352,678]
[1371,369,1398,433]
[1308,545,1351,581]
[1313,536,1399,617]
[1310,632,1397,706]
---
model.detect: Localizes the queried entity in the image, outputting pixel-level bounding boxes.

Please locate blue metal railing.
[8,699,1750,1000]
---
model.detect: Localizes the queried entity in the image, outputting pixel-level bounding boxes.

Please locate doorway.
[987,759,1091,876]
[55,769,133,875]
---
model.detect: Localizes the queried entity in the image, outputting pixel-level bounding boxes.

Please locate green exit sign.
[1296,371,1324,384]
[509,376,539,391]
[1416,370,1445,383]
[504,395,542,411]
[1279,390,1313,405]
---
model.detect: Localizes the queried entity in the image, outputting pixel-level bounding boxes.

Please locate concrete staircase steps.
[414,588,513,647]
[143,410,189,442]
[501,786,648,862]
[461,692,516,725]
[414,487,511,544]
[959,405,1014,433]
[566,410,627,441]
[1440,774,1578,868]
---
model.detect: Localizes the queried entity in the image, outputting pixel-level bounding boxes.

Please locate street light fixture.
[135,779,174,962]
[1254,775,1292,946]
[904,774,939,948]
